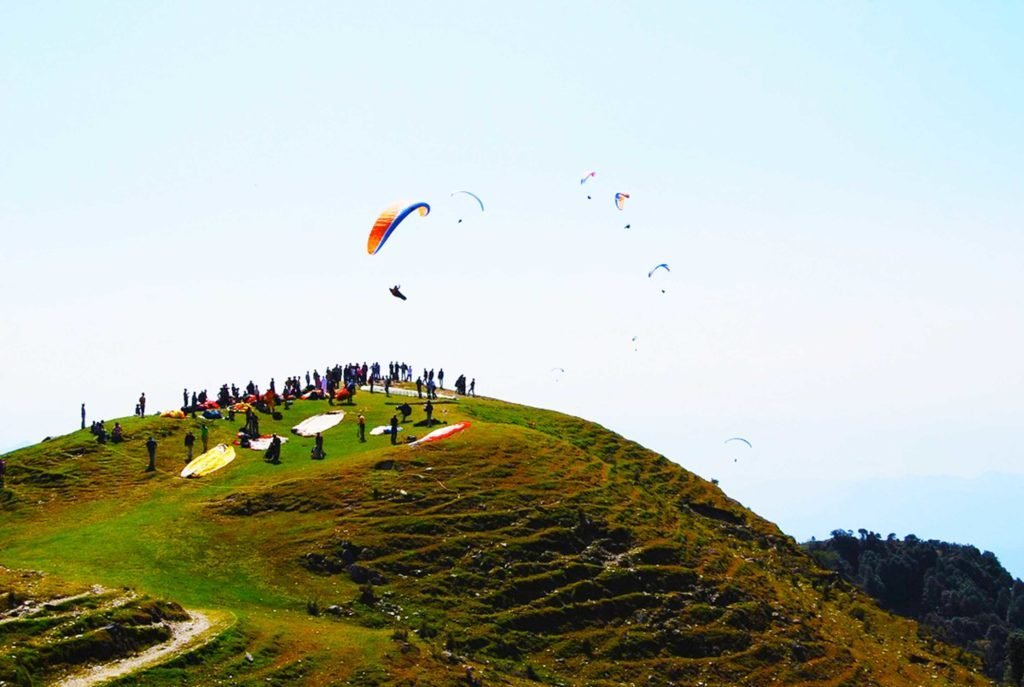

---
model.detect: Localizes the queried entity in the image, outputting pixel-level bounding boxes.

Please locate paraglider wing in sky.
[648,263,671,293]
[724,437,752,448]
[451,190,485,212]
[389,285,407,301]
[367,201,431,255]
[647,263,670,278]
[580,171,596,185]
[615,192,630,210]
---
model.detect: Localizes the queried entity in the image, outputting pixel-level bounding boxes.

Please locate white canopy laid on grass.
[291,412,345,437]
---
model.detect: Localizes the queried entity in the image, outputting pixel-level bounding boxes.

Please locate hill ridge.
[0,389,992,685]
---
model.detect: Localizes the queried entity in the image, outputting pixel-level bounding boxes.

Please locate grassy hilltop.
[0,388,993,686]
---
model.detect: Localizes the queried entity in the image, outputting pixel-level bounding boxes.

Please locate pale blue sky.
[2,2,1022,575]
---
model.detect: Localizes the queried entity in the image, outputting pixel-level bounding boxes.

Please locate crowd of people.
[176,361,476,414]
[72,359,477,472]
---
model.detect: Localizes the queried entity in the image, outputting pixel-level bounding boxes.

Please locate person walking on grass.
[358,413,366,442]
[390,414,399,445]
[145,436,157,472]
[184,430,195,463]
[200,423,209,452]
[138,393,146,417]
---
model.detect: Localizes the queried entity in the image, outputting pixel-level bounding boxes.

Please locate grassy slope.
[0,390,992,686]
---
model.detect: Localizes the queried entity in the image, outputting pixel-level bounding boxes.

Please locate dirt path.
[56,609,224,687]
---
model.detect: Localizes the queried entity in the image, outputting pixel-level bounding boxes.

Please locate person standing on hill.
[358,413,366,442]
[184,430,195,463]
[145,436,157,472]
[266,435,282,464]
[469,378,476,397]
[183,388,189,409]
[383,377,390,397]
[424,400,434,425]
[415,377,423,399]
[438,368,445,389]
[138,393,146,417]
[390,414,399,445]
[200,423,209,452]
[81,403,86,430]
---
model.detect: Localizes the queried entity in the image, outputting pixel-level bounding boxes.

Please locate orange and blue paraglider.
[367,202,430,255]
[615,192,630,210]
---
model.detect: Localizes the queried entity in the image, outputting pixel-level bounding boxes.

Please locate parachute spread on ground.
[724,437,752,448]
[367,202,430,255]
[615,192,630,210]
[580,171,596,185]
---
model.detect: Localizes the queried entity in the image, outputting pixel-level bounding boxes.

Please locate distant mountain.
[805,530,1024,681]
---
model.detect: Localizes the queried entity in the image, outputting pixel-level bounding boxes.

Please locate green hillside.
[0,388,993,686]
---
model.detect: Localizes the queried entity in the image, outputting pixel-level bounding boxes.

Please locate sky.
[1,2,1022,576]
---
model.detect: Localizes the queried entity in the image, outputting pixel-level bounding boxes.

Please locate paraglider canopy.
[451,190,484,224]
[367,202,430,255]
[580,171,596,185]
[389,285,407,301]
[648,263,670,293]
[450,190,484,212]
[615,192,630,210]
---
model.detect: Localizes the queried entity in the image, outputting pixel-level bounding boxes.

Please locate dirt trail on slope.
[56,609,223,687]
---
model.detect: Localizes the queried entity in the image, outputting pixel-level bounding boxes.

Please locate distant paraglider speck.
[451,190,484,225]
[725,437,752,460]
[648,263,670,294]
[389,285,407,301]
